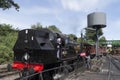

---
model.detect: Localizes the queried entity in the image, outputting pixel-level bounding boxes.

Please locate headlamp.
[24,53,30,61]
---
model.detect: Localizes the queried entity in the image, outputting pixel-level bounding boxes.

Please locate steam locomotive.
[11,28,82,80]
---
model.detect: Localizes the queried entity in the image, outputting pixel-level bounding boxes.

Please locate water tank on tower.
[87,12,106,29]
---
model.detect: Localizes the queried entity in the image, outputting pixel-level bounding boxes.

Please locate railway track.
[0,65,19,80]
[64,55,120,80]
[2,55,120,80]
[15,61,84,80]
[0,60,84,80]
[107,55,120,80]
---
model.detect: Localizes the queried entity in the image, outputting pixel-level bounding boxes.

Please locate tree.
[99,36,106,46]
[0,24,18,64]
[77,37,81,43]
[48,25,61,33]
[0,24,17,36]
[0,0,19,11]
[31,23,43,29]
[85,28,103,41]
[99,36,106,42]
[67,34,77,41]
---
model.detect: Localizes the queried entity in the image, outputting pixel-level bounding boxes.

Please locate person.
[107,47,112,54]
[85,55,91,69]
[57,36,62,59]
[85,46,91,69]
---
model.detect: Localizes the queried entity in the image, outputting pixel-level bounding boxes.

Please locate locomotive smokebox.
[87,12,106,29]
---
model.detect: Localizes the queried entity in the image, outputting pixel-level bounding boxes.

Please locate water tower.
[87,12,106,58]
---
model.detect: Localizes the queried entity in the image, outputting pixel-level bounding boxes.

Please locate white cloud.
[61,0,98,12]
[60,0,120,40]
[1,0,120,41]
[103,19,120,40]
[0,5,62,29]
[21,6,61,15]
[0,17,30,29]
[61,0,119,12]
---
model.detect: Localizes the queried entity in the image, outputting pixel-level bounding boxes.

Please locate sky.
[0,0,120,40]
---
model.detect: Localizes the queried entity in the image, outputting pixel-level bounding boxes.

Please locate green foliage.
[99,36,106,42]
[85,28,103,41]
[99,36,106,46]
[77,37,81,43]
[31,23,61,33]
[67,34,77,41]
[0,24,18,64]
[48,25,61,33]
[112,40,120,47]
[0,24,16,36]
[31,23,43,29]
[0,45,12,63]
[0,0,19,11]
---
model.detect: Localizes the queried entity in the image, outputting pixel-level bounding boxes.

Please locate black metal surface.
[13,28,79,65]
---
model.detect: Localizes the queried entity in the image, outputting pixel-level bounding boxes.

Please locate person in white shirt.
[57,37,62,59]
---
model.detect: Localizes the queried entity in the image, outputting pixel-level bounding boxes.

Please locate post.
[96,28,99,59]
[80,32,83,53]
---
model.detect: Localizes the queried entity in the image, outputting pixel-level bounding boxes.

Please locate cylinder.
[87,12,106,28]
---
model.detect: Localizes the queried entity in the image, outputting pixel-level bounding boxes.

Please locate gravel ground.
[0,73,19,80]
[0,64,19,80]
[64,57,106,80]
[64,56,120,80]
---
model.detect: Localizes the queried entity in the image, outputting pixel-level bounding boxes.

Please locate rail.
[107,54,120,80]
[107,55,111,80]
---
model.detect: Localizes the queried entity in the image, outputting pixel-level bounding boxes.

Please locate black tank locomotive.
[12,28,80,79]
